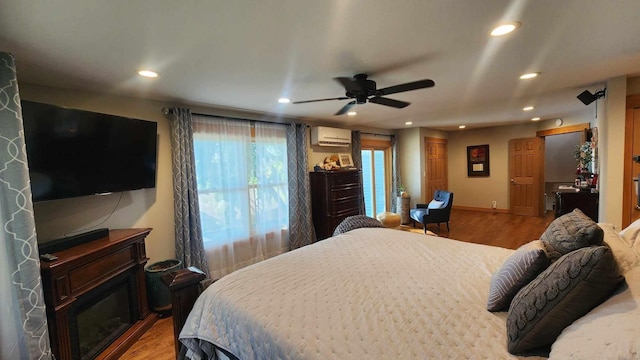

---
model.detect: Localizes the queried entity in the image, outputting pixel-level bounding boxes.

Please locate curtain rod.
[162,107,299,126]
[361,131,394,137]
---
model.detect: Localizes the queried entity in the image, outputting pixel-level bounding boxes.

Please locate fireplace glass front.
[71,270,138,360]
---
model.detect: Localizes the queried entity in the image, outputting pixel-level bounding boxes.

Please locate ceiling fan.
[292,74,435,115]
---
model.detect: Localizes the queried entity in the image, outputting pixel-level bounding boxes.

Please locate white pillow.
[618,218,640,246]
[550,266,640,359]
[599,223,640,274]
[427,200,445,209]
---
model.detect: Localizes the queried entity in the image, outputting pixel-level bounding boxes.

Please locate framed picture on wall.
[467,144,490,177]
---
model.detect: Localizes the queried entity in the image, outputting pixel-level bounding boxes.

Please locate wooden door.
[425,137,448,197]
[623,95,640,226]
[509,137,545,216]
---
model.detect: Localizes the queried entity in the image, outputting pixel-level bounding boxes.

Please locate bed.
[176,213,640,359]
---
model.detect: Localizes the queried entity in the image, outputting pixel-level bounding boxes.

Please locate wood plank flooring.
[120,208,555,360]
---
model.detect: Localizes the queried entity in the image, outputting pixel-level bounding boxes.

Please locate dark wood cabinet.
[310,170,363,240]
[554,190,599,222]
[40,228,156,360]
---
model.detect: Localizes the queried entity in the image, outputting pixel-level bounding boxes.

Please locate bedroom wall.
[20,83,177,264]
[447,124,538,211]
[545,132,582,182]
[18,83,394,263]
[600,75,627,228]
[396,128,422,206]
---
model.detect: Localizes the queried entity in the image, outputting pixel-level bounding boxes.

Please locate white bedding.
[180,228,542,359]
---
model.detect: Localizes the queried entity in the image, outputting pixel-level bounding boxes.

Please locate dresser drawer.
[331,185,361,201]
[330,198,361,214]
[329,171,360,186]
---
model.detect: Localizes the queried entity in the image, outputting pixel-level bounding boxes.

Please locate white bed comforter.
[180,228,538,359]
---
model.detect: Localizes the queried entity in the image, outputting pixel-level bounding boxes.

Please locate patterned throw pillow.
[540,209,604,262]
[506,246,623,355]
[332,215,385,236]
[487,240,550,312]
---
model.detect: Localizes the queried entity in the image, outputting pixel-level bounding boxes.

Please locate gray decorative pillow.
[333,215,385,236]
[540,209,604,262]
[487,240,550,312]
[506,246,623,355]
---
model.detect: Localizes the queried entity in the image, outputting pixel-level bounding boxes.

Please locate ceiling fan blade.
[292,97,349,104]
[369,97,410,108]
[334,77,363,93]
[335,101,357,115]
[377,79,435,96]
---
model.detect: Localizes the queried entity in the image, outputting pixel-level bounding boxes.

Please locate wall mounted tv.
[21,100,158,202]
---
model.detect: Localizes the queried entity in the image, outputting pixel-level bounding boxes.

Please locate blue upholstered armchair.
[410,190,454,233]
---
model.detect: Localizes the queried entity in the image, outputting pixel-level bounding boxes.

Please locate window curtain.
[351,130,366,214]
[0,52,52,359]
[166,108,211,280]
[287,123,316,249]
[192,115,290,279]
[390,135,400,213]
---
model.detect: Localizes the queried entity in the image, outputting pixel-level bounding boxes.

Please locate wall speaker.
[577,90,597,105]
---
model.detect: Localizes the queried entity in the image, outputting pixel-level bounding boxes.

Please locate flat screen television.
[21,100,158,202]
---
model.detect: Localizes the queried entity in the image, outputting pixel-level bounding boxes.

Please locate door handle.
[510,179,515,184]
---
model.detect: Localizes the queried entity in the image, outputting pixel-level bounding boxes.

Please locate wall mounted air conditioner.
[310,126,352,147]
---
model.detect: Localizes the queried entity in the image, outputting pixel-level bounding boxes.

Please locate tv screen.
[21,100,158,202]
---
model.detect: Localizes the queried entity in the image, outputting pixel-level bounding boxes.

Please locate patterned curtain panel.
[287,123,316,249]
[166,107,210,280]
[0,52,52,359]
[390,135,400,213]
[350,130,366,214]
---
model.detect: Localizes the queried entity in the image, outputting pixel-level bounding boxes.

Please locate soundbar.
[38,228,109,255]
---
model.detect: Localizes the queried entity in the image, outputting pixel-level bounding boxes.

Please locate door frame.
[533,122,591,215]
[622,95,640,227]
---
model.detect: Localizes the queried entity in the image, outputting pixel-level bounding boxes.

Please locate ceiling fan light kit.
[292,73,435,115]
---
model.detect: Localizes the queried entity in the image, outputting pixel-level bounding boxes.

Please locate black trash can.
[145,259,183,313]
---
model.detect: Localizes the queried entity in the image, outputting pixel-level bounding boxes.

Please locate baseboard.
[453,205,510,214]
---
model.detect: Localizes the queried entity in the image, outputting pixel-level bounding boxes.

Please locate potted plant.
[573,141,593,174]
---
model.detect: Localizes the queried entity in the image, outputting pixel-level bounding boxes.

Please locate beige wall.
[447,124,538,210]
[396,128,422,206]
[599,76,627,228]
[19,84,391,263]
[401,109,595,211]
[20,84,177,264]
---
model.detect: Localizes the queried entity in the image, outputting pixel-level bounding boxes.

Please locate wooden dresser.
[554,190,599,222]
[310,170,363,240]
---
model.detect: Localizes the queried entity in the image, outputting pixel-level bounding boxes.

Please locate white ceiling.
[2,1,640,130]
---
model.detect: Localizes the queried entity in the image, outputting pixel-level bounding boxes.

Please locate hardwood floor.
[120,315,175,360]
[411,208,555,249]
[120,208,555,359]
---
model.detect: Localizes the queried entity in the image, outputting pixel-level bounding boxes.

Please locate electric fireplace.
[40,228,156,360]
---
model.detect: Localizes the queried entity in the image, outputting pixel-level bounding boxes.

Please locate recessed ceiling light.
[531,117,541,121]
[490,22,520,36]
[347,111,357,116]
[520,72,540,80]
[405,121,413,125]
[459,125,466,129]
[137,69,158,78]
[278,98,291,104]
[523,106,535,111]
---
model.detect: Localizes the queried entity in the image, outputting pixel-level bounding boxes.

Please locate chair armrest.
[416,203,429,209]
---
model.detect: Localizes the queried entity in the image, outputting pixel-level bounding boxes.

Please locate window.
[192,116,289,277]
[361,139,392,217]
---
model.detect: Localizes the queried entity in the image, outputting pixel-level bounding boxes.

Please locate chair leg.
[446,222,450,231]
